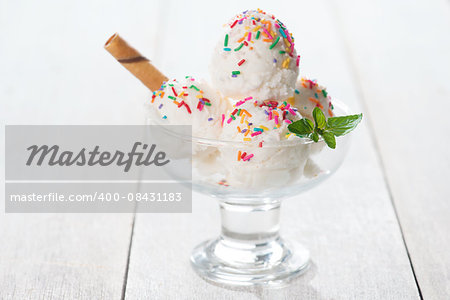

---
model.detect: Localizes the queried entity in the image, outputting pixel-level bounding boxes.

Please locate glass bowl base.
[190,237,310,287]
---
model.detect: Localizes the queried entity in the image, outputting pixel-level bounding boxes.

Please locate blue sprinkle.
[264,110,269,115]
[241,129,247,133]
[162,116,167,119]
[295,89,300,94]
[158,104,163,109]
[248,123,253,126]
[208,118,213,121]
[223,48,231,51]
[273,59,277,63]
[232,74,237,78]
[279,28,287,38]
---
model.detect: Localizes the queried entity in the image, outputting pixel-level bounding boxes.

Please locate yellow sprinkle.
[282,58,290,69]
[245,26,250,30]
[243,138,251,141]
[260,125,269,131]
[253,25,261,32]
[287,96,295,105]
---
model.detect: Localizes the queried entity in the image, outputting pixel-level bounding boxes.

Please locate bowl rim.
[146,99,352,148]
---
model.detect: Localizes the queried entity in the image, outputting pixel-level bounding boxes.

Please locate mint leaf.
[322,132,336,149]
[288,118,314,135]
[327,113,363,136]
[313,107,326,129]
[311,132,319,142]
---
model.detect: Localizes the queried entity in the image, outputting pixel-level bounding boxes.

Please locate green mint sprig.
[288,107,363,149]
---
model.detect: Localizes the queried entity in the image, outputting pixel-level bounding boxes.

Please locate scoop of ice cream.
[293,77,334,121]
[209,9,300,101]
[149,76,231,139]
[217,99,310,188]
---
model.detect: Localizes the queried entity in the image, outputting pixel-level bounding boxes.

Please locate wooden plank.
[0,214,133,299]
[331,0,450,298]
[124,0,420,298]
[0,0,162,298]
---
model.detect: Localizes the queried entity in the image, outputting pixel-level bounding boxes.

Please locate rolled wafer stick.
[104,33,168,91]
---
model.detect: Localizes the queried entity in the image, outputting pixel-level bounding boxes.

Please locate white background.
[1,0,449,298]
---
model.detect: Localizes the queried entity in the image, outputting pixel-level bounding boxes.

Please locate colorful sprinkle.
[269,36,280,49]
[242,154,254,161]
[238,59,246,66]
[234,43,244,51]
[224,34,229,47]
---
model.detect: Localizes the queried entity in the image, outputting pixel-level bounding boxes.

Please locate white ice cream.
[149,76,231,138]
[217,99,311,188]
[209,9,300,101]
[293,77,334,121]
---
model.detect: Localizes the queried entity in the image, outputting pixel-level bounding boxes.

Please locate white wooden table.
[1,0,449,299]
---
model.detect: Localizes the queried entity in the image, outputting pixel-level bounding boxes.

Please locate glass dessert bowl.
[148,100,352,287]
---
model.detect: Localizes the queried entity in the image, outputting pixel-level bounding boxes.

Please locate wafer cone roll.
[104,33,168,91]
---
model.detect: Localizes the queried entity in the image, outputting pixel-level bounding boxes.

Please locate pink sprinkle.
[286,30,292,43]
[268,111,273,120]
[285,103,291,110]
[221,114,225,126]
[235,100,245,106]
[251,131,262,137]
[284,119,292,124]
[262,28,273,40]
[296,55,300,67]
[243,154,254,161]
[288,108,296,115]
[274,116,279,125]
[227,117,233,124]
[247,32,251,41]
[244,96,253,101]
[275,23,280,28]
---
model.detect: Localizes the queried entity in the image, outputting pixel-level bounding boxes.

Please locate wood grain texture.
[0,0,151,299]
[0,214,133,299]
[331,0,450,298]
[124,0,420,298]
